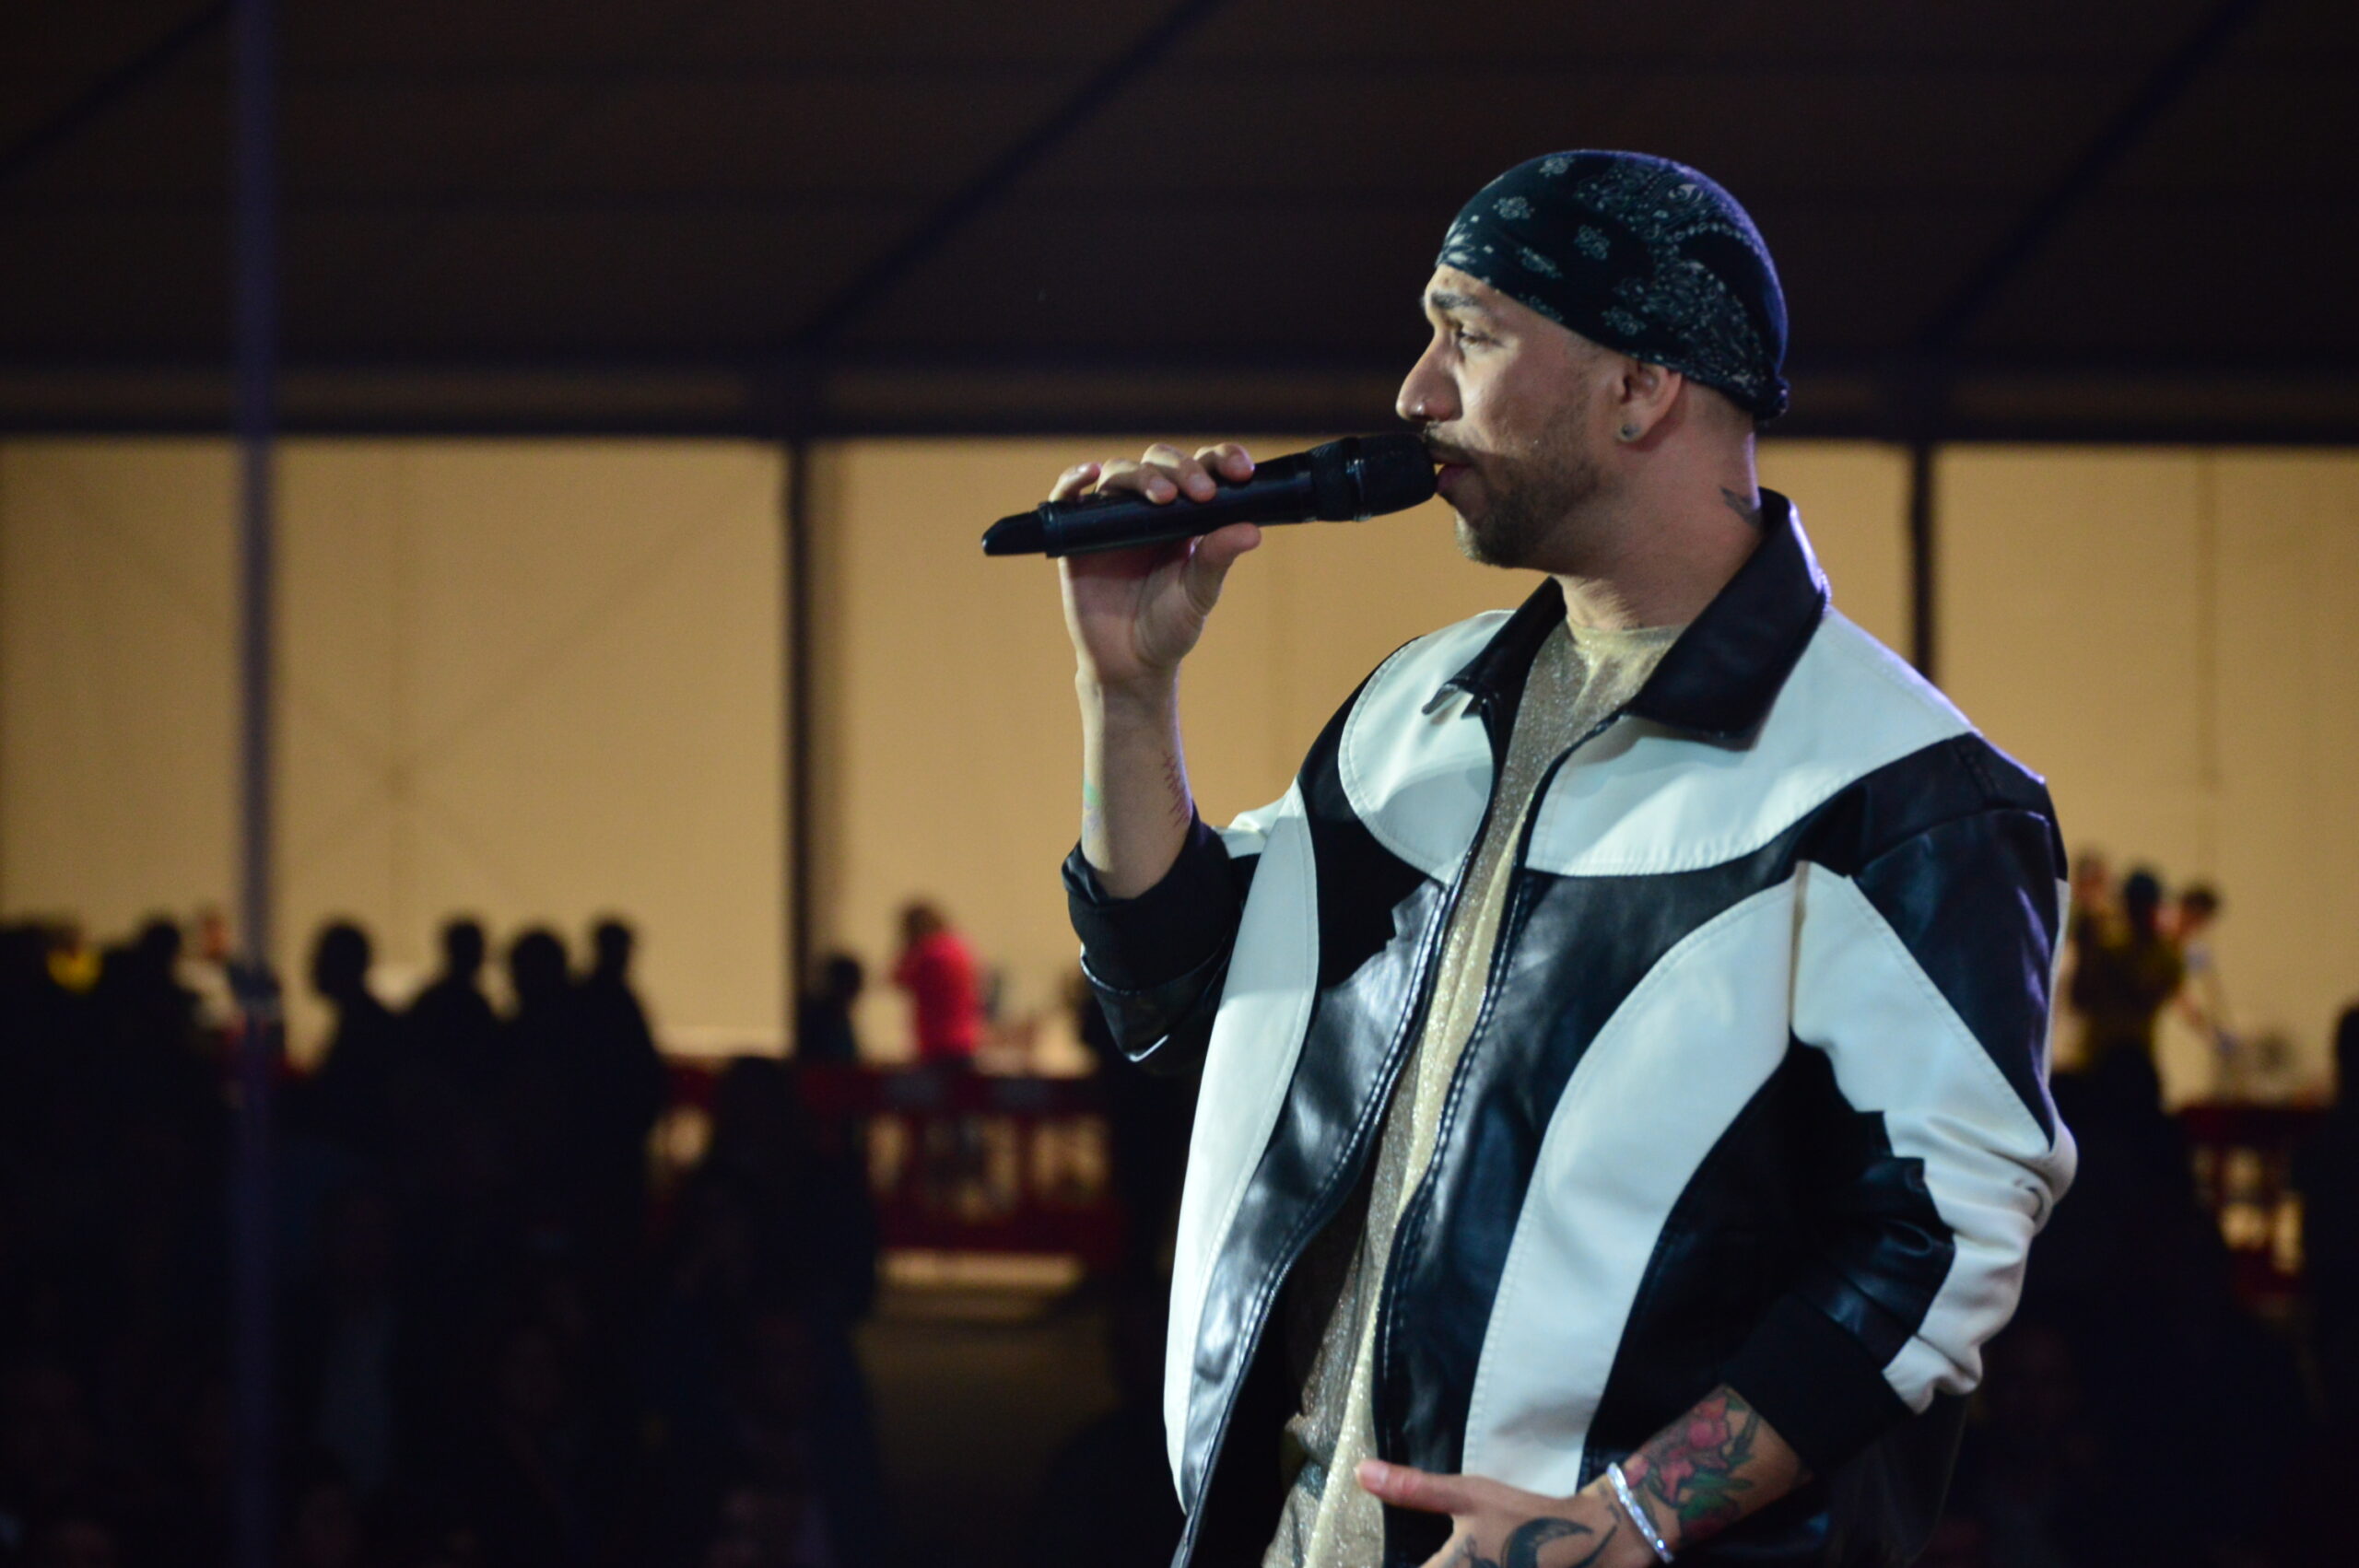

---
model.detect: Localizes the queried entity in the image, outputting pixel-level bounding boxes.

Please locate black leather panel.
[1178,692,1453,1510]
[1579,1049,1825,1473]
[1798,733,2064,1138]
[1300,717,1435,995]
[1791,736,1991,873]
[1582,1048,1948,1562]
[1377,826,1813,1481]
[1795,733,2058,877]
[1179,871,1442,1503]
[1083,942,1236,1081]
[1172,626,1549,1562]
[1072,849,1262,1077]
[1066,813,1249,990]
[1850,810,2063,1137]
[1784,1069,1954,1370]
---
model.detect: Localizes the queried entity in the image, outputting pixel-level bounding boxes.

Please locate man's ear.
[1614,357,1685,442]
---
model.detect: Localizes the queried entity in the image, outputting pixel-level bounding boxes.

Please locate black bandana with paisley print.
[1437,150,1790,419]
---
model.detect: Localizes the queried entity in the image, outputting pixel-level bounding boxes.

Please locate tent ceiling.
[3,0,2355,438]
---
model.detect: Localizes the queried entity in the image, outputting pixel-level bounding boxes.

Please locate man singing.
[1050,152,2073,1568]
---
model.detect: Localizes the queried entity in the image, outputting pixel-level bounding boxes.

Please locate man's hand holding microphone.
[1056,441,1263,900]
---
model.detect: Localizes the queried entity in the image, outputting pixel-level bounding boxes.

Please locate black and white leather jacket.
[1067,494,2077,1567]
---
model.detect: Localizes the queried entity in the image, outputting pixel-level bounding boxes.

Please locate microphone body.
[981,434,1436,557]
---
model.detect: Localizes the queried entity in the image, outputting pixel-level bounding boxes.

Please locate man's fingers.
[1180,524,1259,615]
[1194,442,1256,484]
[1356,1459,1479,1516]
[1143,441,1218,502]
[1192,521,1261,570]
[1048,462,1100,503]
[1096,458,1178,504]
[1076,441,1242,505]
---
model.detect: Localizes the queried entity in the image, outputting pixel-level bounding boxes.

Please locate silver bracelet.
[1606,1461,1674,1565]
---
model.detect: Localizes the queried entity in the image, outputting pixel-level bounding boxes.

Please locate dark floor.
[859,1274,1121,1568]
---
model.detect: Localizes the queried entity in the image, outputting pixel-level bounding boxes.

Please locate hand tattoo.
[1447,1516,1617,1568]
[1624,1385,1763,1545]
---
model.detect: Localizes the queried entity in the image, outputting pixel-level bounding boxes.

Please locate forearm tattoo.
[1448,1516,1617,1568]
[1160,751,1192,828]
[1621,1385,1765,1547]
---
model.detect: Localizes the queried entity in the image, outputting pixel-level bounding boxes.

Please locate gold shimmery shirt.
[1262,615,1684,1568]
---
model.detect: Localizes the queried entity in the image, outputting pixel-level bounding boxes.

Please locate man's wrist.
[1076,667,1180,720]
[1577,1477,1674,1568]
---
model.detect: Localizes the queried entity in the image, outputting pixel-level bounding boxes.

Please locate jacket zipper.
[1367,706,1624,1473]
[1178,687,1520,1562]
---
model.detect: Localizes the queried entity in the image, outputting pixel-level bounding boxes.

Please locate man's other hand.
[1056,441,1262,693]
[1356,1459,1654,1568]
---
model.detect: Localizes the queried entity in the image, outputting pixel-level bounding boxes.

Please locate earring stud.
[1618,423,1639,441]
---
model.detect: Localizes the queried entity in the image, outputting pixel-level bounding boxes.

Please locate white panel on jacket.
[1338,613,1508,879]
[1461,883,1800,1495]
[1526,614,1971,878]
[1166,786,1320,1485]
[1790,862,2075,1411]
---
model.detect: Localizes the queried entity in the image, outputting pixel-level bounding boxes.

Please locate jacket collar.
[1436,487,1829,742]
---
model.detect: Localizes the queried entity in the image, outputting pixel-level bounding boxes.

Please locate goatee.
[1452,445,1602,569]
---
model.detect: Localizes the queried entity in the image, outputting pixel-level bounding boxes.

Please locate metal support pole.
[784,439,814,1050]
[229,0,278,1563]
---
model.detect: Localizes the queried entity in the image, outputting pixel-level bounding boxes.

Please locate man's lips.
[1431,458,1471,496]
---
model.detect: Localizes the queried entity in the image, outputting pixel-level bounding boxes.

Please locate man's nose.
[1396,344,1459,426]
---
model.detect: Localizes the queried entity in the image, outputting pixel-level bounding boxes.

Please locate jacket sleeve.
[1063,811,1262,1074]
[1722,804,2077,1476]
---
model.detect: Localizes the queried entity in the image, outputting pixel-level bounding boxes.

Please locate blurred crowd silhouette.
[2,886,2354,1568]
[2064,855,2244,1091]
[0,913,884,1568]
[1913,857,2359,1568]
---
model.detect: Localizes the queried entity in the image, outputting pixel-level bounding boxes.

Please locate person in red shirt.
[891,901,981,1064]
[891,901,988,1214]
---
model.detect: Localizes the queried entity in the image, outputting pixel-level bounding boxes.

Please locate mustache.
[1421,437,1477,466]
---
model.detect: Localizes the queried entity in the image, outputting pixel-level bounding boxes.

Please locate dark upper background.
[2,0,2353,439]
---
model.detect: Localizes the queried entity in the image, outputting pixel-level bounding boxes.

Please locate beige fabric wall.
[18,435,2344,1088]
[1759,443,1910,655]
[0,442,241,936]
[805,438,1910,1063]
[1,439,786,1059]
[1939,449,2359,1098]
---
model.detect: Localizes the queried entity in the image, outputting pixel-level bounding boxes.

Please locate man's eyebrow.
[1423,289,1493,317]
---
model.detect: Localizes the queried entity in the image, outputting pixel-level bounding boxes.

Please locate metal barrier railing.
[665,1059,1127,1267]
[2180,1101,2324,1304]
[663,1063,2326,1293]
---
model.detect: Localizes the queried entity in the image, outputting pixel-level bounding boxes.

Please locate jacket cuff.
[1721,1293,1911,1477]
[1063,813,1240,992]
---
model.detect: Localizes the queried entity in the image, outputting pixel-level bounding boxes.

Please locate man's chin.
[1452,513,1489,564]
[1453,510,1530,569]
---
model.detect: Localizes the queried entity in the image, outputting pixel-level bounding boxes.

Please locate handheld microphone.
[981,434,1437,558]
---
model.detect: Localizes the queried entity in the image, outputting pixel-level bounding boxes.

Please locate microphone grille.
[1350,433,1438,519]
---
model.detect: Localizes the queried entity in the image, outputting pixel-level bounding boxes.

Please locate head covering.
[1437,150,1790,418]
